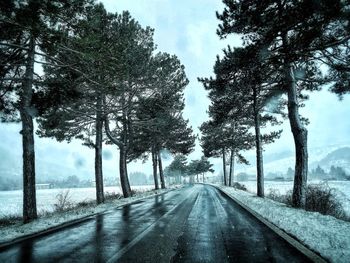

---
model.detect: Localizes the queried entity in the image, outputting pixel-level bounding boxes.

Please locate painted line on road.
[209,184,328,263]
[106,187,198,263]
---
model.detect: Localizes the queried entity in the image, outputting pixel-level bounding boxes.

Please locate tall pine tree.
[0,0,93,222]
[217,0,349,207]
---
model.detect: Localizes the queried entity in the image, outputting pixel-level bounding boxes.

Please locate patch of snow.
[0,185,155,217]
[239,180,350,216]
[215,185,350,263]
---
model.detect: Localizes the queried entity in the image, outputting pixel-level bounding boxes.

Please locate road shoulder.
[209,183,350,263]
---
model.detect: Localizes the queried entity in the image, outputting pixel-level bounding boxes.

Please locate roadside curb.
[208,184,328,263]
[0,188,177,251]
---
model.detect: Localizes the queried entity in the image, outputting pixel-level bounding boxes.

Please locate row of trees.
[164,155,214,184]
[200,0,349,208]
[310,165,349,180]
[0,1,195,222]
[199,42,281,195]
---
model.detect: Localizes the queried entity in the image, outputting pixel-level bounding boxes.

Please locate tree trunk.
[119,146,132,197]
[21,35,37,223]
[222,148,227,185]
[254,89,264,197]
[196,174,199,182]
[286,64,308,208]
[158,151,165,189]
[280,31,308,208]
[228,150,235,187]
[103,109,132,198]
[202,173,205,183]
[94,95,104,204]
[152,147,159,190]
[120,84,132,198]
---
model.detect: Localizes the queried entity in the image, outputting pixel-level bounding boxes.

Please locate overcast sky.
[100,0,350,160]
[0,0,349,180]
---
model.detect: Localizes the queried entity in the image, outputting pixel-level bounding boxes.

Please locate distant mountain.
[321,147,350,162]
[235,144,350,177]
[316,147,350,174]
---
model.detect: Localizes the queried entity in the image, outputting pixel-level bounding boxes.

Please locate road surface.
[0,184,312,262]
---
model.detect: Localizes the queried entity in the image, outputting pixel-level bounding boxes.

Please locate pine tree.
[200,119,251,186]
[197,156,214,183]
[103,12,155,197]
[200,45,281,191]
[217,0,349,207]
[204,45,281,196]
[187,157,214,183]
[187,159,201,183]
[166,154,188,184]
[128,53,194,189]
[0,0,93,222]
[37,3,113,204]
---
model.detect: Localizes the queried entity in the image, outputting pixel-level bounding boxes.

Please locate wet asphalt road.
[0,184,312,263]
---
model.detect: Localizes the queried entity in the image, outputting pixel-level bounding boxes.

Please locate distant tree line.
[310,165,349,180]
[0,1,194,222]
[0,176,22,191]
[200,0,350,209]
[0,172,157,191]
[234,165,350,182]
[0,175,88,191]
[164,154,214,184]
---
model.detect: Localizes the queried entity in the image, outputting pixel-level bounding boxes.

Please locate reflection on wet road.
[0,185,311,262]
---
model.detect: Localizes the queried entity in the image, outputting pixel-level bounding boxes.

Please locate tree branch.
[104,116,123,147]
[0,42,28,51]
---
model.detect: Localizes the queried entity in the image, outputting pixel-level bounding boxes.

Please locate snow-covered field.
[0,185,154,217]
[0,187,174,245]
[239,180,350,216]
[216,185,350,263]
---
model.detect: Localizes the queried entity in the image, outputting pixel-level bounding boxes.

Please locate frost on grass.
[0,187,172,244]
[217,185,350,263]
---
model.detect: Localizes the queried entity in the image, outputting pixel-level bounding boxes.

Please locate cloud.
[186,22,211,58]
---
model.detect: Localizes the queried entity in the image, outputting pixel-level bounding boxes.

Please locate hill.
[317,147,350,174]
[233,144,350,179]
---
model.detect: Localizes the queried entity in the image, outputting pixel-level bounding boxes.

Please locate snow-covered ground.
[0,186,176,245]
[0,185,154,217]
[215,185,350,263]
[2,182,348,218]
[239,180,350,216]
